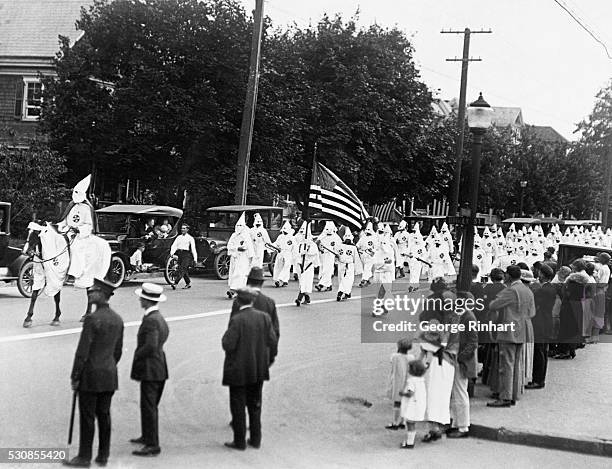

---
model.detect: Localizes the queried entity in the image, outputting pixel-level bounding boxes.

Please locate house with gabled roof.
[491,106,524,142]
[0,0,88,145]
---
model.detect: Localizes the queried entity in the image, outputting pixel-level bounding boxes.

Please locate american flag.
[308,162,369,229]
[372,199,403,222]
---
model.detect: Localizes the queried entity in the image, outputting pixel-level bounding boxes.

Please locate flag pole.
[305,142,318,221]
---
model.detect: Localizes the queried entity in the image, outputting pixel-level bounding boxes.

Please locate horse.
[22,222,111,327]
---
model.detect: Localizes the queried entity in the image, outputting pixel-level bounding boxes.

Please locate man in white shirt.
[170,224,198,289]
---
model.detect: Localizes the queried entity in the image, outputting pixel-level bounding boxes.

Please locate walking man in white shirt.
[170,224,198,289]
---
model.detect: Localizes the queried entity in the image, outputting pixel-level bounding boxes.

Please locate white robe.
[373,240,396,284]
[357,234,379,282]
[59,203,95,280]
[227,231,254,290]
[272,233,294,283]
[407,243,427,285]
[318,233,342,287]
[294,240,320,293]
[250,226,271,269]
[337,244,357,294]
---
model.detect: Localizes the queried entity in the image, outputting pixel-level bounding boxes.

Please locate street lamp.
[457,93,493,291]
[519,180,527,215]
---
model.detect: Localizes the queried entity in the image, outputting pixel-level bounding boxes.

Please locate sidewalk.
[469,343,612,456]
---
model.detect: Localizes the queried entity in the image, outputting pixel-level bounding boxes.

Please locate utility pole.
[234,0,265,205]
[442,28,492,217]
[602,139,612,227]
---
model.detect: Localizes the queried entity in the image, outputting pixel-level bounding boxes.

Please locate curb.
[470,424,612,457]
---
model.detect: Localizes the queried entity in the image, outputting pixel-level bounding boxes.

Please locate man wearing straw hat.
[130,283,170,457]
[64,278,124,468]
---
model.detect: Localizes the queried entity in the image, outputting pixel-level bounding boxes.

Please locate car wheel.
[214,250,230,280]
[106,255,126,287]
[164,256,179,285]
[17,260,34,298]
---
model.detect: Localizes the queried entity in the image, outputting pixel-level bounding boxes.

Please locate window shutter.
[14,80,23,119]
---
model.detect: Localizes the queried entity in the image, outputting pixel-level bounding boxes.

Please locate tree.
[42,0,254,207]
[42,3,455,209]
[258,14,454,208]
[0,142,68,236]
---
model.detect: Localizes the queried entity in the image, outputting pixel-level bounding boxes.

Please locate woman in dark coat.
[556,260,589,359]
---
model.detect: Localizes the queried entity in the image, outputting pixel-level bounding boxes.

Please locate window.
[15,78,43,121]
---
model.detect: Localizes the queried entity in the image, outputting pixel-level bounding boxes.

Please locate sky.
[239,0,612,141]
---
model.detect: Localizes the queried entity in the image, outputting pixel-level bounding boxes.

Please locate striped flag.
[308,162,369,229]
[372,199,399,222]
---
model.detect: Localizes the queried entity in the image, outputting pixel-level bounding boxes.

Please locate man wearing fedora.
[230,267,280,340]
[169,224,197,289]
[222,287,278,450]
[130,283,170,457]
[64,278,124,468]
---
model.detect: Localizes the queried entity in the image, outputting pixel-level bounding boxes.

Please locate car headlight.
[209,241,216,249]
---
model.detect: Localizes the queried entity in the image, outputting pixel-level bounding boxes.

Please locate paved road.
[0,274,610,468]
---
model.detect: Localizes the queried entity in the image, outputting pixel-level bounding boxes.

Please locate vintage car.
[0,202,34,297]
[557,243,612,269]
[95,204,184,287]
[187,204,284,280]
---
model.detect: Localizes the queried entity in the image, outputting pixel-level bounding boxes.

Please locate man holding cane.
[64,278,124,468]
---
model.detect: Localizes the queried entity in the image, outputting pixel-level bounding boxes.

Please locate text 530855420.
[0,448,67,463]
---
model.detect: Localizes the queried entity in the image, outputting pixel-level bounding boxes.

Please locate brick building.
[0,0,88,146]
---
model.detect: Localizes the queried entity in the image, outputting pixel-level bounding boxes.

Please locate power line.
[553,0,612,59]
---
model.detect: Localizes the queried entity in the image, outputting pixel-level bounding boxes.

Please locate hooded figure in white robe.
[373,224,396,284]
[440,222,454,254]
[250,212,271,269]
[481,227,494,278]
[472,236,485,279]
[316,221,342,291]
[357,222,379,286]
[57,175,104,288]
[337,230,357,300]
[495,242,520,271]
[292,222,307,280]
[428,234,455,281]
[393,220,410,278]
[227,212,254,292]
[294,222,320,305]
[407,223,427,288]
[272,221,294,286]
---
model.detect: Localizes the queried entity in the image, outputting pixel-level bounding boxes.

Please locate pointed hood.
[343,229,354,242]
[234,212,247,233]
[364,221,374,235]
[413,222,421,236]
[280,220,294,236]
[253,213,263,227]
[429,225,438,237]
[383,223,393,238]
[72,174,91,203]
[509,223,516,232]
[398,220,407,231]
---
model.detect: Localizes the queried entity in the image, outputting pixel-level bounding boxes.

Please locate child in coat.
[386,338,413,430]
[399,359,428,448]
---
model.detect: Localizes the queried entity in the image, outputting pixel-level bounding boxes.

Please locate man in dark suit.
[64,278,124,468]
[487,265,536,407]
[130,283,170,457]
[230,267,279,340]
[528,264,557,389]
[223,287,278,450]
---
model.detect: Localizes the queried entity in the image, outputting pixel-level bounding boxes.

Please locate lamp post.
[519,180,527,215]
[457,93,493,291]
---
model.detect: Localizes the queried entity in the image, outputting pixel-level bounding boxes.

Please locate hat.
[90,277,116,297]
[247,266,265,283]
[235,286,256,304]
[520,269,535,283]
[135,282,167,302]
